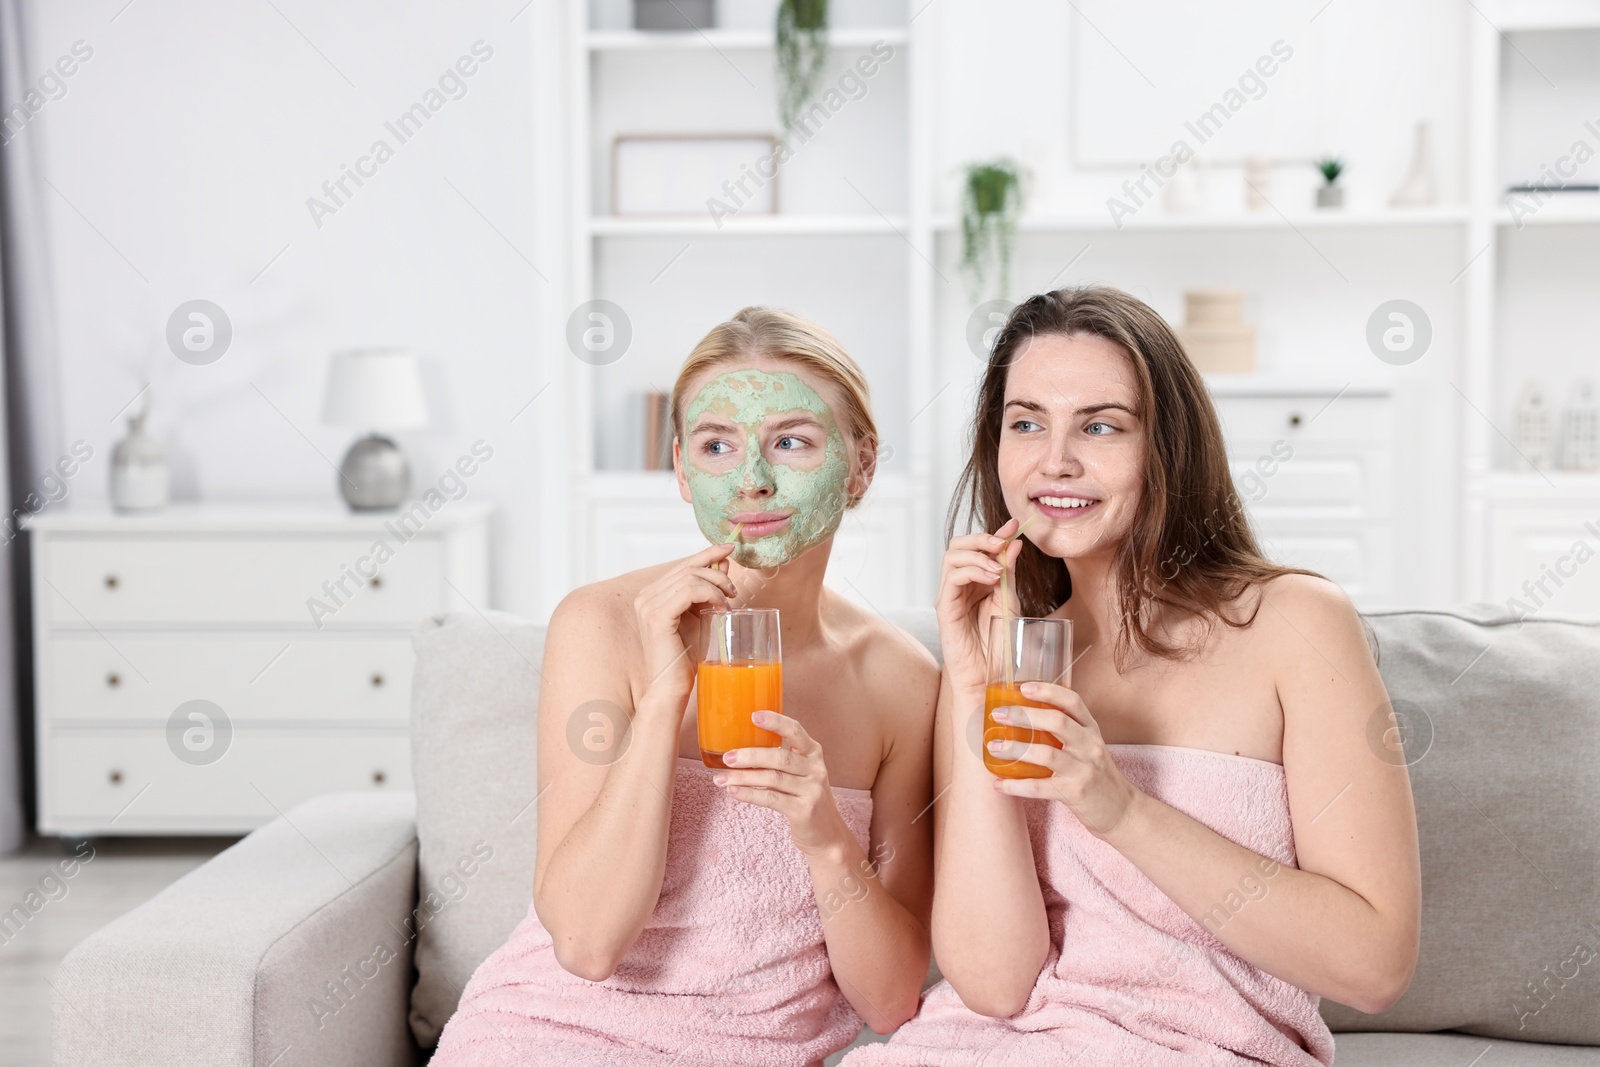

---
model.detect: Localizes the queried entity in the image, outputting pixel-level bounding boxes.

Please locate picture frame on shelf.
[611,134,779,217]
[632,0,713,31]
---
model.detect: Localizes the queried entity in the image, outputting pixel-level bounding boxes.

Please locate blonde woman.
[431,307,937,1067]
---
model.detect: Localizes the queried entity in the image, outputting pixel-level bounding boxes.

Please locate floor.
[0,832,236,1067]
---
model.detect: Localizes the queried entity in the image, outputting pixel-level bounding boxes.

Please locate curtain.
[0,0,65,854]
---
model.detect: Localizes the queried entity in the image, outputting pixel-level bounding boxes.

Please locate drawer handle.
[108,769,123,785]
[104,574,119,590]
[106,672,120,688]
[1287,412,1303,428]
[369,575,383,590]
[372,769,386,785]
[371,673,384,688]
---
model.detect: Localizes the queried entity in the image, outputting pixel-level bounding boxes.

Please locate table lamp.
[321,348,430,510]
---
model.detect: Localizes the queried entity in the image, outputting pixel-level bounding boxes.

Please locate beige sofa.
[51,605,1600,1065]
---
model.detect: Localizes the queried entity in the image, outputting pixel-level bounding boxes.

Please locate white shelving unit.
[587,27,909,49]
[549,0,1600,615]
[931,207,1472,233]
[586,214,910,235]
[565,0,934,608]
[1462,2,1600,610]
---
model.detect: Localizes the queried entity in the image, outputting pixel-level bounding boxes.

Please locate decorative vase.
[1316,185,1344,209]
[338,434,410,510]
[1164,157,1205,214]
[1512,381,1554,471]
[1244,157,1272,212]
[111,405,168,512]
[1390,121,1435,208]
[1560,379,1600,471]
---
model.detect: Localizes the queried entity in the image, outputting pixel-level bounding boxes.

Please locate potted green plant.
[960,159,1023,300]
[1315,156,1344,209]
[776,0,829,133]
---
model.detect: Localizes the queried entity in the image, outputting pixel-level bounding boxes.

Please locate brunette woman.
[847,286,1419,1066]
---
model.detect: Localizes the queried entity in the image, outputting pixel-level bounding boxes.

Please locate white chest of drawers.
[1208,379,1395,604]
[22,500,493,835]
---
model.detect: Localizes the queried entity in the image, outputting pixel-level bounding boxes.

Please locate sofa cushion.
[1330,1032,1600,1065]
[1318,605,1600,1044]
[407,609,545,1048]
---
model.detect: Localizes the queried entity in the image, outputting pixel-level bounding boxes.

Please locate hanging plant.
[960,159,1023,300]
[776,0,829,133]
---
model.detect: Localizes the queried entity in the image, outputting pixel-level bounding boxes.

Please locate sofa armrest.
[52,792,421,1067]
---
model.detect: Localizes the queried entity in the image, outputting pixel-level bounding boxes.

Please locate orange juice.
[697,660,783,768]
[984,682,1063,779]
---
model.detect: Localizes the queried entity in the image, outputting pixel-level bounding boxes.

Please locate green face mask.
[681,368,853,568]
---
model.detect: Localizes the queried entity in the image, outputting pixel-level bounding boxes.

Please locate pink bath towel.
[844,745,1335,1067]
[429,755,875,1067]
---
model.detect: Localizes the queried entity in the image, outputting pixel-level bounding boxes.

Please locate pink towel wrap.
[430,755,875,1067]
[844,744,1335,1067]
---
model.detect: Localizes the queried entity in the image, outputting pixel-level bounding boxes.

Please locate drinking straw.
[719,524,741,664]
[998,514,1039,687]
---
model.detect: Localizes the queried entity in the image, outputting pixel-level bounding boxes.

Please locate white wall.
[23,0,565,619]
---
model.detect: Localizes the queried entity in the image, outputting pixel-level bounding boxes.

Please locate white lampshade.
[321,348,430,431]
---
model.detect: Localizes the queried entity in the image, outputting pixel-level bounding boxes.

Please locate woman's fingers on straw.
[978,527,1009,552]
[693,568,737,597]
[949,549,1005,572]
[947,534,1003,559]
[689,542,737,567]
[681,574,731,610]
[952,566,1001,588]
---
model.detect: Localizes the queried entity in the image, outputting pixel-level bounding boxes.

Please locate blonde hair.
[671,306,878,508]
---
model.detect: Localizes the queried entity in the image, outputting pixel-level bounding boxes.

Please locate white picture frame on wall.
[1066,0,1323,168]
[611,134,779,216]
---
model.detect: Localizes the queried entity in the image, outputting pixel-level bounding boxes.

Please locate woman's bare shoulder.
[1198,571,1352,633]
[547,562,677,646]
[825,592,939,707]
[1244,571,1373,672]
[1163,571,1362,672]
[1251,571,1360,626]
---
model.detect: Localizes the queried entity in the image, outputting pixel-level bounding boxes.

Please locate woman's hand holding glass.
[715,712,851,859]
[936,517,1025,694]
[987,680,1141,839]
[631,542,737,708]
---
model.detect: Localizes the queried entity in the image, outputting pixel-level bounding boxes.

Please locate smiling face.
[676,362,856,569]
[997,332,1147,562]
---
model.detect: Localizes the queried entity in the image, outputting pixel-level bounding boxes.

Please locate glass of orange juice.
[984,616,1073,779]
[697,608,782,769]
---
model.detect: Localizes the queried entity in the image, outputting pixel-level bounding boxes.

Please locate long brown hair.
[948,285,1327,671]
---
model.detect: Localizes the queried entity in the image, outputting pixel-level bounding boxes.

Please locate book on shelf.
[644,390,672,471]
